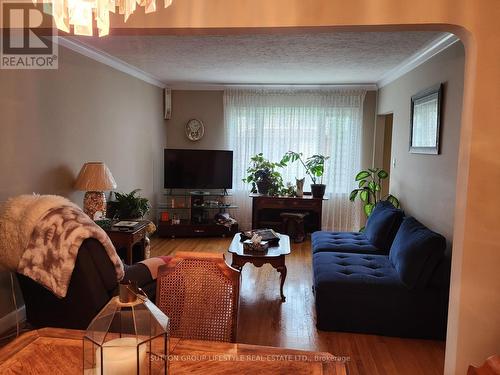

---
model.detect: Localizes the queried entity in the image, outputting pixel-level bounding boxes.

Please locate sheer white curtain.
[224,88,366,231]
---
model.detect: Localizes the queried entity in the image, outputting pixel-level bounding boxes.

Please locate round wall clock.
[185,118,205,141]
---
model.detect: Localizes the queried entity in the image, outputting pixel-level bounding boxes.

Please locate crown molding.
[377,33,460,88]
[54,33,458,92]
[54,37,166,89]
[167,83,378,91]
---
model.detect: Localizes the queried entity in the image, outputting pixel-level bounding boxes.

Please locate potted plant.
[244,153,284,196]
[349,167,400,218]
[108,189,151,220]
[280,151,330,198]
[280,182,297,197]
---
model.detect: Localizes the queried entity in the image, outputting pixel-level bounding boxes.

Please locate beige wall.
[167,90,226,150]
[0,46,166,321]
[377,42,465,241]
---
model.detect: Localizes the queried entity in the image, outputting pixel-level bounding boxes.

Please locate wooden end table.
[228,233,291,302]
[104,221,149,265]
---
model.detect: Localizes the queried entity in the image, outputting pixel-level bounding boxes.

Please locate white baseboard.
[0,306,26,335]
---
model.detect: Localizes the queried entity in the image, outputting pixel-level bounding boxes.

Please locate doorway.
[381,113,393,197]
[374,113,394,197]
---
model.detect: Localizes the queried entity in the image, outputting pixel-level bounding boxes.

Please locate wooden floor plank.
[151,236,445,375]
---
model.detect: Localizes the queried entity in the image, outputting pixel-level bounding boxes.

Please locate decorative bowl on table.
[243,240,269,254]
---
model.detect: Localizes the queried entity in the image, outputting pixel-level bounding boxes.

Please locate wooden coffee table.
[228,233,291,302]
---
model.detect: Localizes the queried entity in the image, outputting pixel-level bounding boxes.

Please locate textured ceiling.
[70,31,444,85]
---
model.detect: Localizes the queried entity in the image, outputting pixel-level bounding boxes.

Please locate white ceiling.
[69,31,446,86]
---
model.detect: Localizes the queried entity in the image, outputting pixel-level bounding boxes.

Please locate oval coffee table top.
[227,233,291,257]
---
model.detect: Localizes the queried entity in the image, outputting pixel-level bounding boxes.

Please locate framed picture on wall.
[409,83,443,154]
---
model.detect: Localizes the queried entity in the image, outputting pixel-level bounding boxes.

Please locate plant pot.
[311,184,326,199]
[256,179,272,195]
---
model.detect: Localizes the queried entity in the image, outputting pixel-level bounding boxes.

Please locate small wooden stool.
[280,212,309,243]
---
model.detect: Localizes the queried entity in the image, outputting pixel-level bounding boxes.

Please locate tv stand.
[189,191,210,196]
[157,190,238,238]
[190,192,209,224]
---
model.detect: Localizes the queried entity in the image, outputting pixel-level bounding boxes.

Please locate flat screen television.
[164,149,233,189]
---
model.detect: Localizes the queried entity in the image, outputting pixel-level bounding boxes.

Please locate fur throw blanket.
[0,194,124,298]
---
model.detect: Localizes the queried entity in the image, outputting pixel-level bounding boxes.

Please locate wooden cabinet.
[250,194,324,232]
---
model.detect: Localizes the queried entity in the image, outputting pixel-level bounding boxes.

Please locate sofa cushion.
[311,231,382,255]
[312,251,447,339]
[364,201,404,251]
[389,217,446,289]
[313,252,399,291]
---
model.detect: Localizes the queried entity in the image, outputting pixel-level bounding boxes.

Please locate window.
[224,89,366,231]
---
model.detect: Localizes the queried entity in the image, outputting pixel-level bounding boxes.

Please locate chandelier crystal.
[33,0,173,37]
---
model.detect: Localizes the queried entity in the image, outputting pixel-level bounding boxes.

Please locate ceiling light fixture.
[32,0,173,37]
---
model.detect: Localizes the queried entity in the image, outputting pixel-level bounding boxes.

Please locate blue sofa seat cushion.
[313,252,400,292]
[311,231,382,255]
[389,217,446,289]
[364,201,404,250]
[312,251,447,339]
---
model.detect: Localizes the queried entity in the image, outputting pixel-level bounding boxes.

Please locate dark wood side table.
[104,221,148,265]
[250,193,326,233]
[228,233,291,302]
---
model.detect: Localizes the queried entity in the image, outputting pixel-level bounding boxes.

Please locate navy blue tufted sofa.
[311,202,450,339]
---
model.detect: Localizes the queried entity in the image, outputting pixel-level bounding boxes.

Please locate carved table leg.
[277,265,287,302]
[271,256,287,302]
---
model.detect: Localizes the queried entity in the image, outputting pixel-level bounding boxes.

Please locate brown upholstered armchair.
[156,251,241,342]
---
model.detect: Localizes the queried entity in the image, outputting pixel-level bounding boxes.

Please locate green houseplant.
[280,151,330,198]
[244,153,284,196]
[349,168,400,218]
[108,189,151,220]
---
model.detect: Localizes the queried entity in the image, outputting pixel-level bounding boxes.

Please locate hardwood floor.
[151,236,446,375]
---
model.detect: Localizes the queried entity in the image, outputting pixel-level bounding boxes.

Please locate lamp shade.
[75,162,117,191]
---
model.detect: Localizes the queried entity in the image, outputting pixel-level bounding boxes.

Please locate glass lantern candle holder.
[83,281,169,375]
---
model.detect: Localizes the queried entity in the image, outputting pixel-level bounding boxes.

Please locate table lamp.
[75,162,117,220]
